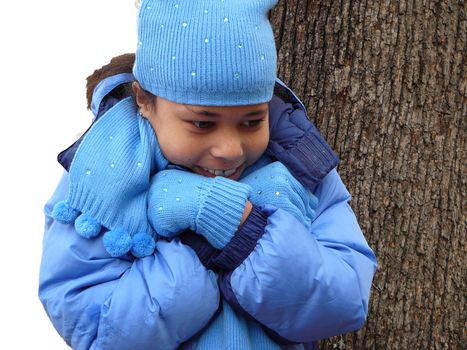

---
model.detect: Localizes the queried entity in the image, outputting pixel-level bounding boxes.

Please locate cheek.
[247,128,269,162]
[159,139,187,165]
[157,133,199,166]
[150,116,199,167]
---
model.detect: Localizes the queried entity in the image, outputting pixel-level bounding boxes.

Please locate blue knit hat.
[52,97,168,258]
[133,0,278,106]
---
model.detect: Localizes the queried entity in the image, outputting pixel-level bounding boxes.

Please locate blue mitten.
[240,161,318,229]
[148,170,252,249]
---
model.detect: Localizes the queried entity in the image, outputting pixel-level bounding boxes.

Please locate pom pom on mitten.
[148,169,251,249]
[51,200,79,224]
[241,161,319,228]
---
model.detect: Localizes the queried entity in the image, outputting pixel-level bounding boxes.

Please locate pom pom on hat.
[51,200,79,224]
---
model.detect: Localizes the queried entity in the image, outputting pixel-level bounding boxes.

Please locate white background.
[0,1,137,348]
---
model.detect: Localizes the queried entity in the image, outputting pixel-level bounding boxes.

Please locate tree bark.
[270,1,465,349]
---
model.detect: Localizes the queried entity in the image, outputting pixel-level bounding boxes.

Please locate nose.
[210,132,244,161]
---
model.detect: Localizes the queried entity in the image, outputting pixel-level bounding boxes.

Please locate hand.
[148,169,251,249]
[240,162,318,229]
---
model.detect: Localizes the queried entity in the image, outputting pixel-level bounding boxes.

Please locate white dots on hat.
[134,0,278,106]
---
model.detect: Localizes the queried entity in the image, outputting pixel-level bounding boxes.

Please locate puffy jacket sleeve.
[39,173,220,350]
[214,169,377,343]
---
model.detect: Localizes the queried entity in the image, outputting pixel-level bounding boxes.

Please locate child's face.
[139,94,269,181]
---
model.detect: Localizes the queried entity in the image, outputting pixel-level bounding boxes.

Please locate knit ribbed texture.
[213,205,268,271]
[189,301,297,350]
[133,0,278,106]
[148,170,251,247]
[67,97,158,240]
[197,177,252,249]
[180,206,268,272]
[220,268,304,346]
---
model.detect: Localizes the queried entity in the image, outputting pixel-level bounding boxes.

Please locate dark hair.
[85,53,136,110]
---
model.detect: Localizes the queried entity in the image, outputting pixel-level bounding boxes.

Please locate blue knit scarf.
[52,97,167,257]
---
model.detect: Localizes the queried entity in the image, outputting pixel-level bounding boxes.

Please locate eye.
[242,119,265,128]
[192,121,215,129]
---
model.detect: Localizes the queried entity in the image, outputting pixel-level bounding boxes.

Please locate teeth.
[203,167,237,177]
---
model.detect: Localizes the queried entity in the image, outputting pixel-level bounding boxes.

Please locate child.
[39,1,377,349]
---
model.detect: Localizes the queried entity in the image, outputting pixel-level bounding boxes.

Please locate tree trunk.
[270,1,465,349]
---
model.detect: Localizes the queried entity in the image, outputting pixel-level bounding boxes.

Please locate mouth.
[196,165,244,179]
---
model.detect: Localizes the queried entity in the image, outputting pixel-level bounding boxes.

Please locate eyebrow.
[185,106,268,117]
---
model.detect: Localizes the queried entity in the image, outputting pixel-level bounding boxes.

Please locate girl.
[39,1,377,349]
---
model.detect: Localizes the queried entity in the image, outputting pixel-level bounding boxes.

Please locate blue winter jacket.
[39,78,377,349]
